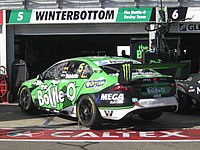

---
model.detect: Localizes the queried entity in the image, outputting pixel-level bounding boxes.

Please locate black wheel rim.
[179,92,184,99]
[19,89,31,110]
[79,99,93,123]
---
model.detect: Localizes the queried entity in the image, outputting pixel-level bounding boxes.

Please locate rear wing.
[118,60,191,84]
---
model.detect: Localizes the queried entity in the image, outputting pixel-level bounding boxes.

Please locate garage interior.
[179,34,200,74]
[15,34,135,78]
[14,33,200,79]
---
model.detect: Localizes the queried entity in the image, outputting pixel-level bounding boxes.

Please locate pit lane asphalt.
[1,103,200,150]
[1,103,200,130]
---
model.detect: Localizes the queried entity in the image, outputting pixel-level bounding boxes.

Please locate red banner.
[0,10,2,25]
[1,129,200,142]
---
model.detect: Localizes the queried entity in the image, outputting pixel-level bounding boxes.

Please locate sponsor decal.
[187,24,200,31]
[110,60,131,64]
[188,89,195,93]
[32,80,43,86]
[136,44,149,60]
[37,82,76,107]
[116,8,153,22]
[1,129,200,141]
[95,95,101,103]
[109,73,119,76]
[122,63,131,82]
[179,23,200,32]
[95,60,132,66]
[142,79,151,82]
[65,74,79,78]
[147,87,166,95]
[188,86,195,93]
[85,79,106,90]
[8,131,44,138]
[134,43,162,64]
[8,8,154,24]
[153,94,161,98]
[110,100,124,104]
[104,110,113,117]
[197,87,200,95]
[132,98,139,103]
[100,93,124,101]
[179,24,187,31]
[149,59,162,64]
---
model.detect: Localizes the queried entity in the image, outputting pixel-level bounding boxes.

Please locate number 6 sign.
[167,7,187,21]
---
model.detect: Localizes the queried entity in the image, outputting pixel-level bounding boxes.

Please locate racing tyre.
[139,111,162,121]
[196,101,200,111]
[6,91,13,103]
[177,90,192,114]
[77,95,102,129]
[18,86,36,113]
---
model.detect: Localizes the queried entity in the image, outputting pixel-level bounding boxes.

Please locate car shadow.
[0,104,43,122]
[95,107,200,131]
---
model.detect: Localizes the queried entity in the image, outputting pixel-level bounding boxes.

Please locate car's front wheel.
[77,95,102,129]
[18,86,36,113]
[139,111,162,120]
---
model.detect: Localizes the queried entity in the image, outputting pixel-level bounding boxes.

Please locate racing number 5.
[78,63,85,73]
[17,12,24,21]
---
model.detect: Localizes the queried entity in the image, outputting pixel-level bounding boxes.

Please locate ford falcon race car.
[176,73,200,113]
[17,56,185,128]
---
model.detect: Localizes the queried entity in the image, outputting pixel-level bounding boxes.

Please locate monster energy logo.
[122,63,131,82]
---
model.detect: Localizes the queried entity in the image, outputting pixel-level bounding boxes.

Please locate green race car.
[18,56,179,128]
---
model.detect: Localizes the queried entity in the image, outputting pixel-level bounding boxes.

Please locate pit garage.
[4,5,200,102]
[7,7,153,78]
[15,34,136,78]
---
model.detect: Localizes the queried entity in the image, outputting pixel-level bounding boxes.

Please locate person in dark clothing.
[121,50,129,58]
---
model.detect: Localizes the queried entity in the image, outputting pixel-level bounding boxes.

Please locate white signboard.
[117,46,130,57]
[178,23,200,33]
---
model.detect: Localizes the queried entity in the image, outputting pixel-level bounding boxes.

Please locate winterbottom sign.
[8,8,155,24]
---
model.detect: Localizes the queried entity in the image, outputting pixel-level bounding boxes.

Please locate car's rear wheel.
[18,86,36,113]
[77,95,102,129]
[177,90,192,114]
[139,111,162,120]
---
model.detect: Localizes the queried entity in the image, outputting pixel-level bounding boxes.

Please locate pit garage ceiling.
[13,23,147,35]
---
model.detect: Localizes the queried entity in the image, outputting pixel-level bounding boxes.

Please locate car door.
[33,62,65,110]
[57,60,93,109]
